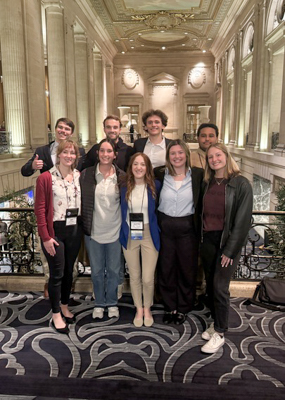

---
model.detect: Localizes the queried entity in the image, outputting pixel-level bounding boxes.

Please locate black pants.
[42,221,83,313]
[158,212,198,314]
[200,231,241,333]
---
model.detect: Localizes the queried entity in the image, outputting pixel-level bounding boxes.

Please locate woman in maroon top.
[200,143,253,354]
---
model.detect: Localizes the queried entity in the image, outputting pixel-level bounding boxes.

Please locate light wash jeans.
[85,236,121,308]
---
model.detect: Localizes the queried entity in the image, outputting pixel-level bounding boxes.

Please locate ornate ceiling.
[87,0,235,54]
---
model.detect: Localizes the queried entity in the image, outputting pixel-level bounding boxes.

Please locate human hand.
[221,254,233,268]
[43,238,59,257]
[32,154,44,170]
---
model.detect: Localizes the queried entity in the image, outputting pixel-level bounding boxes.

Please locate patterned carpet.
[0,291,285,399]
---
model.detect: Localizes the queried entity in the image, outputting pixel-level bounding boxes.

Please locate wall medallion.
[188,68,206,89]
[122,68,139,89]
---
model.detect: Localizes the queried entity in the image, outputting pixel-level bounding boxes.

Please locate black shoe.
[61,311,76,325]
[173,312,186,325]
[50,319,70,334]
[163,312,174,324]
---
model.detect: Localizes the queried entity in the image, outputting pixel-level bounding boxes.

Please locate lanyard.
[130,184,146,214]
[57,167,78,209]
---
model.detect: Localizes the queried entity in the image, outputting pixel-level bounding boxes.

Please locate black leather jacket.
[202,175,253,259]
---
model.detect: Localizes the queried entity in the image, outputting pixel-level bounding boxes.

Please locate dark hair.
[142,109,168,127]
[197,123,219,137]
[125,153,156,201]
[103,115,122,128]
[55,118,75,133]
[56,139,80,170]
[165,139,190,176]
[97,138,117,154]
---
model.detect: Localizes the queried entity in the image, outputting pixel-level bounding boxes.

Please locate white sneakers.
[108,306,119,318]
[201,332,225,353]
[92,307,104,319]
[92,306,120,319]
[201,322,216,340]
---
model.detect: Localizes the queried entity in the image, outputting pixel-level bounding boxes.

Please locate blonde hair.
[204,143,240,182]
[165,139,191,176]
[56,139,80,170]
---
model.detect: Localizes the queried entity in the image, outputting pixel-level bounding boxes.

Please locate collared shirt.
[49,166,81,221]
[91,164,121,244]
[50,141,59,166]
[158,168,195,217]
[127,184,149,226]
[143,136,166,168]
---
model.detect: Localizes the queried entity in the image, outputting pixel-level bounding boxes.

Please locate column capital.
[41,0,63,10]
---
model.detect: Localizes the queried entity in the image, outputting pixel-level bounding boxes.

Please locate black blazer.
[21,141,86,177]
[154,165,204,236]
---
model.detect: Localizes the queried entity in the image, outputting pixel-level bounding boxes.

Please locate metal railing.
[0,208,284,279]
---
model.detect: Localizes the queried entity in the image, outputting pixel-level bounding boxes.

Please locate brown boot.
[44,283,49,299]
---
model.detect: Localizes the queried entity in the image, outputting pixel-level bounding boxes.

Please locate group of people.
[21,110,253,354]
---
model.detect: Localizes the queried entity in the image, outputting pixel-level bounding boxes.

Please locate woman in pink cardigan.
[35,139,82,334]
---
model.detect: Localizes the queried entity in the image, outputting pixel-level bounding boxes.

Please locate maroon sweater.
[203,179,226,232]
[34,171,54,242]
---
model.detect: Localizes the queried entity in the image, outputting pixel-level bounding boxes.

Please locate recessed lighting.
[182,44,186,46]
[160,30,165,33]
[130,39,134,42]
[208,38,213,41]
[193,38,197,41]
[138,33,142,35]
[115,39,120,42]
[121,51,125,54]
[184,32,188,35]
[131,46,134,49]
[202,50,206,53]
[162,46,166,50]
[141,44,144,47]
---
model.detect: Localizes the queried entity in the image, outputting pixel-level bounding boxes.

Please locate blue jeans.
[85,236,121,308]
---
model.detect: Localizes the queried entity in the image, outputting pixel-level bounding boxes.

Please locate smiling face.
[104,118,121,143]
[207,146,227,176]
[132,155,147,182]
[55,122,73,143]
[98,141,116,166]
[198,127,218,152]
[145,115,165,138]
[58,145,77,168]
[168,145,187,169]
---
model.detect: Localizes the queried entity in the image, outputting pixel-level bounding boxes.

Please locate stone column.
[106,64,114,115]
[25,0,47,146]
[93,50,104,142]
[220,53,228,143]
[74,33,89,146]
[45,3,68,129]
[0,0,30,153]
[275,42,285,156]
[246,1,266,151]
[230,32,243,145]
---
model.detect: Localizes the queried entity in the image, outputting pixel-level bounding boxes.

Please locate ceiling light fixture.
[162,46,166,50]
[202,50,206,53]
[121,51,125,54]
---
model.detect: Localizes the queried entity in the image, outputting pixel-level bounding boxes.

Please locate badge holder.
[65,208,79,226]
[130,213,144,240]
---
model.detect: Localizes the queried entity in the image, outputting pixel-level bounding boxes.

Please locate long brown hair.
[125,153,156,201]
[204,143,241,182]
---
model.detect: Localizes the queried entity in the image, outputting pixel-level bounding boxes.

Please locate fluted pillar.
[220,53,228,143]
[45,3,67,129]
[0,0,30,153]
[106,64,114,115]
[94,50,104,142]
[74,33,89,146]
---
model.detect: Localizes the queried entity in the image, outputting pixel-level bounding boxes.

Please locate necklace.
[175,173,185,176]
[215,177,225,186]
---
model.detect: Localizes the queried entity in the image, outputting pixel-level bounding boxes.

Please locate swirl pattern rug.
[0,291,284,399]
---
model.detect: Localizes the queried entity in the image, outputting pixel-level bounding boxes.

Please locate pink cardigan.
[34,171,55,242]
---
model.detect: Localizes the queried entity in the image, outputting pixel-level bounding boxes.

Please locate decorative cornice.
[131,11,194,31]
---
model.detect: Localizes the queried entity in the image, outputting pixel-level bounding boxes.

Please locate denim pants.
[85,236,121,308]
[200,231,241,333]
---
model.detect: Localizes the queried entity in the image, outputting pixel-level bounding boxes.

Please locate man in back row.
[21,118,85,176]
[190,123,219,168]
[83,115,131,171]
